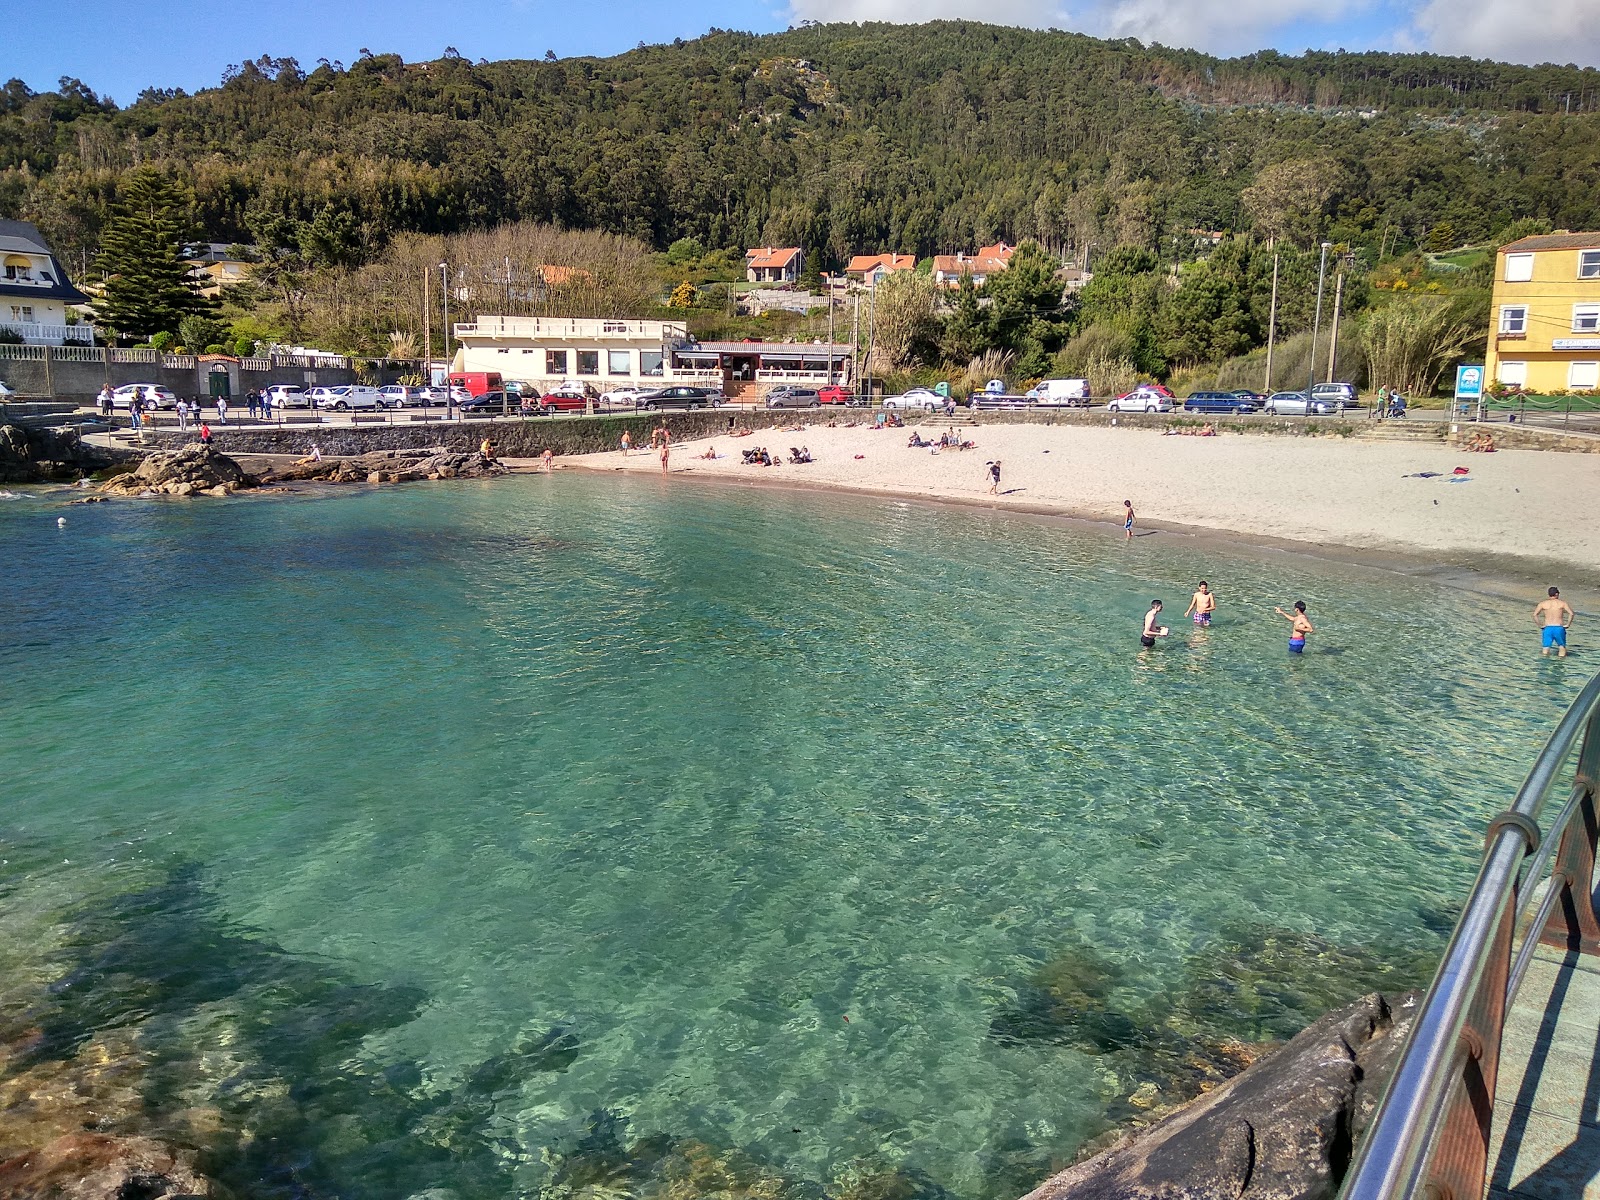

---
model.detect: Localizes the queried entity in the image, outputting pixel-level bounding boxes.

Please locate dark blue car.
[1182,391,1259,414]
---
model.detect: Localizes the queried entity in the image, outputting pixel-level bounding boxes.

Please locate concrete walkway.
[1489,943,1600,1198]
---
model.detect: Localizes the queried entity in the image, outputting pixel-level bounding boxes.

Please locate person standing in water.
[1185,581,1216,626]
[1140,600,1169,648]
[1123,500,1135,540]
[1274,601,1314,653]
[1534,587,1574,658]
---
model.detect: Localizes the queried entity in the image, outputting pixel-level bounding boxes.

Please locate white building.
[0,220,93,344]
[453,315,852,399]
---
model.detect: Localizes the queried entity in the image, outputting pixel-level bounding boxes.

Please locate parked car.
[1106,388,1173,413]
[817,385,855,405]
[1230,389,1266,401]
[263,384,308,408]
[1026,378,1092,406]
[460,390,513,416]
[111,384,177,410]
[306,386,340,409]
[317,385,382,411]
[1310,382,1360,410]
[1182,391,1259,415]
[882,387,942,410]
[378,385,430,408]
[597,385,645,407]
[419,385,472,406]
[637,385,724,410]
[766,387,822,408]
[969,390,1028,410]
[1265,390,1326,415]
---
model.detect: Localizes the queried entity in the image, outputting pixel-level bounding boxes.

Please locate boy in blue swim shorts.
[1274,600,1314,653]
[1534,587,1574,658]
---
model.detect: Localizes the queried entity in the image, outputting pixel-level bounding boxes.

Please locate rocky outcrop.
[260,448,508,485]
[99,444,253,497]
[1,423,126,482]
[0,1132,214,1199]
[1022,991,1420,1200]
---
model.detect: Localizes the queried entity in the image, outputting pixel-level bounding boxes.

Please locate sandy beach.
[566,422,1600,579]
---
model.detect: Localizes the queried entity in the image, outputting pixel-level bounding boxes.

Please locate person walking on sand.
[1185,581,1216,627]
[1140,600,1169,649]
[620,429,632,456]
[1122,500,1135,540]
[658,424,671,474]
[1274,601,1314,654]
[1534,587,1574,658]
[986,460,1001,495]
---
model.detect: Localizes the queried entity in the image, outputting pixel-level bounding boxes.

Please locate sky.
[3,0,1596,105]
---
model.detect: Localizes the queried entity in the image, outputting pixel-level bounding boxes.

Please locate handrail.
[1341,670,1600,1199]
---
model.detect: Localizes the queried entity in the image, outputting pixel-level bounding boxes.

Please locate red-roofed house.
[932,242,1015,289]
[745,246,803,284]
[843,253,915,290]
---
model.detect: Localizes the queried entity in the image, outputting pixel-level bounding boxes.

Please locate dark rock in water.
[462,1023,580,1094]
[0,1131,214,1198]
[98,445,252,498]
[1018,990,1421,1200]
[261,448,507,486]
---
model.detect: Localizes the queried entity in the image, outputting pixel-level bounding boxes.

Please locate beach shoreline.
[563,422,1600,600]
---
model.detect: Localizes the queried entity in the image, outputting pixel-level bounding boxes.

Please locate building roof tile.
[745,247,802,269]
[1501,233,1600,253]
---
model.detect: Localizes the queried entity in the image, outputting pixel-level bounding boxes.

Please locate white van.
[1026,378,1092,406]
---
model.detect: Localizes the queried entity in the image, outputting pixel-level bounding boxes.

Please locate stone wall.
[143,409,809,458]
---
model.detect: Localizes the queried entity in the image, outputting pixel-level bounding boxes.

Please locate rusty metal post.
[1425,897,1515,1200]
[1539,711,1600,954]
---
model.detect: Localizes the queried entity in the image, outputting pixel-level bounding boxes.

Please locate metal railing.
[1342,669,1600,1200]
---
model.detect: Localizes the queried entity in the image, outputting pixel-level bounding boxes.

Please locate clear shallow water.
[0,475,1587,1199]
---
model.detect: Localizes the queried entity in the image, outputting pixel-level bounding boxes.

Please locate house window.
[1497,360,1528,386]
[1570,362,1600,390]
[8,305,33,322]
[576,350,599,376]
[1499,306,1528,334]
[602,321,628,334]
[1504,253,1534,282]
[640,351,664,377]
[1579,250,1600,279]
[545,349,568,375]
[1573,304,1600,334]
[608,350,631,375]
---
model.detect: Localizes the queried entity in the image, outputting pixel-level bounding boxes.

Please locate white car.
[379,385,431,408]
[264,384,309,408]
[1104,389,1173,413]
[882,387,943,410]
[600,386,648,407]
[111,383,178,410]
[317,385,382,411]
[419,385,471,405]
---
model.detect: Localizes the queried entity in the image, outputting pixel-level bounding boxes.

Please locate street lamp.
[439,262,453,416]
[1306,241,1331,405]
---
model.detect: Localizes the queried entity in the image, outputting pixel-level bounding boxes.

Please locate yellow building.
[1486,232,1600,394]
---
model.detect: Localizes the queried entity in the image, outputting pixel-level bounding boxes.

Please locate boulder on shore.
[0,1131,215,1199]
[261,448,507,485]
[99,445,252,498]
[1021,990,1420,1200]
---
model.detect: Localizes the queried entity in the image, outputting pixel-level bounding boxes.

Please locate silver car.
[111,383,178,410]
[1265,390,1344,416]
[882,388,942,410]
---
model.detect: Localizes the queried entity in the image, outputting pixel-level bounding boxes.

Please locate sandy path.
[568,423,1600,576]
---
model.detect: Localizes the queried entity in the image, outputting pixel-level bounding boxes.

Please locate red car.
[818,385,855,405]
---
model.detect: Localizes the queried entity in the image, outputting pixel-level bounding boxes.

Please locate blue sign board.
[1454,364,1484,400]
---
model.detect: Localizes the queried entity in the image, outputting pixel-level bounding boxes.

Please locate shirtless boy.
[1185,581,1216,626]
[1534,587,1574,657]
[1123,500,1135,540]
[1274,601,1314,654]
[1140,600,1169,648]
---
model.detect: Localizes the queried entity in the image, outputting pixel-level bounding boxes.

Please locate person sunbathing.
[698,446,721,459]
[908,432,931,447]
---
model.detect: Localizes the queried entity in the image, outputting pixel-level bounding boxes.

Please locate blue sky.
[3,0,1594,105]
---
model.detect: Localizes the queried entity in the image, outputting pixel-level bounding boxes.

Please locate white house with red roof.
[932,242,1015,289]
[745,246,803,284]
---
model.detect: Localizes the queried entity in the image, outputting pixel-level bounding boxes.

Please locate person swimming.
[1140,599,1169,648]
[1274,600,1314,653]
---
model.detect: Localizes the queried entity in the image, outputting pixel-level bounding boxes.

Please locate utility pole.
[423,265,431,381]
[827,292,835,386]
[851,294,860,394]
[864,283,877,400]
[1327,272,1344,383]
[1264,253,1279,393]
[1306,242,1331,400]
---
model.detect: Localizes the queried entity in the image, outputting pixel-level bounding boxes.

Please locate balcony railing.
[1,322,95,345]
[756,368,849,383]
[455,316,687,341]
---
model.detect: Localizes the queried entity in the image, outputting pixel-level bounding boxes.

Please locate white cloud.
[1412,0,1600,65]
[786,0,1364,58]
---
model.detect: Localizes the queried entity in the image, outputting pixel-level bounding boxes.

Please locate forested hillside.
[5,20,1600,275]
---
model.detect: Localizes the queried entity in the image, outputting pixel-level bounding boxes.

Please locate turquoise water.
[0,476,1586,1199]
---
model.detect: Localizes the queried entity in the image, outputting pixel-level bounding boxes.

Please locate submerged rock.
[98,445,252,498]
[0,1131,213,1199]
[1019,990,1420,1200]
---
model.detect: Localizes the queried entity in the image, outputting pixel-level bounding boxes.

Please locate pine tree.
[92,167,211,342]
